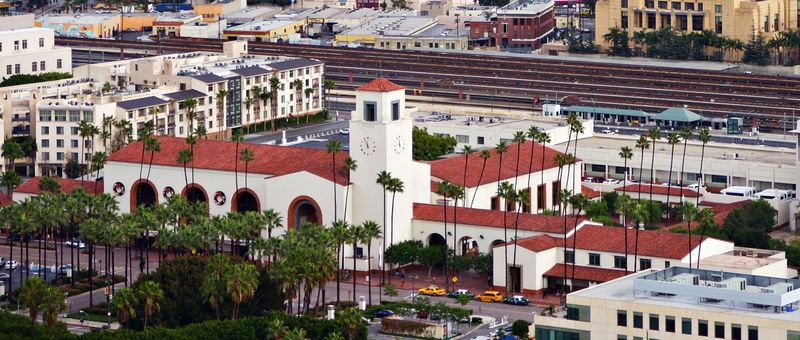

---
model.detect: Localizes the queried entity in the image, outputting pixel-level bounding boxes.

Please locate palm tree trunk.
[332,154,337,221]
[89,242,94,307]
[234,142,239,192]
[622,158,629,275]
[336,244,341,304]
[540,142,546,212]
[679,139,688,204]
[649,141,656,203]
[8,236,13,292]
[352,243,357,303]
[634,147,646,272]
[665,143,676,223]
[389,191,396,284]
[381,188,386,286]
[569,209,582,283]
[367,243,373,306]
[695,143,708,270]
[442,194,448,287]
[470,159,487,208]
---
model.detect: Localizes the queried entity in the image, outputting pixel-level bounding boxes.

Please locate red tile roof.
[567,225,709,259]
[356,78,405,92]
[430,141,566,187]
[663,200,748,231]
[413,203,582,234]
[581,186,601,199]
[107,136,350,185]
[505,234,562,252]
[615,184,699,198]
[543,264,628,282]
[0,192,13,206]
[15,177,104,196]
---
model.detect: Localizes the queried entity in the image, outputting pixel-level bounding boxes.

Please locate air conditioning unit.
[669,273,699,286]
[760,282,794,294]
[713,277,746,291]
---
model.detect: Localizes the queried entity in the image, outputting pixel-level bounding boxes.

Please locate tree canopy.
[412,127,456,161]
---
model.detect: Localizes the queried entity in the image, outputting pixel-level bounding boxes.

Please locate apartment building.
[469,0,555,51]
[0,15,71,80]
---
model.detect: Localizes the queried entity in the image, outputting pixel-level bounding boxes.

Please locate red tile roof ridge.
[15,177,104,196]
[413,203,582,234]
[356,78,405,92]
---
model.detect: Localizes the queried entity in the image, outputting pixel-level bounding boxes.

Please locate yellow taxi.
[418,285,447,296]
[476,290,504,303]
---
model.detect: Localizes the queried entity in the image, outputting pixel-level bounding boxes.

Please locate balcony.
[12,127,31,136]
[12,114,30,122]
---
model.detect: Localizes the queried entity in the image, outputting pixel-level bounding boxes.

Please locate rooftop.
[356,78,405,92]
[340,16,436,37]
[653,107,703,123]
[117,96,169,110]
[544,264,627,282]
[615,183,700,198]
[225,19,297,32]
[413,203,580,234]
[225,6,281,20]
[37,14,118,25]
[331,8,379,20]
[412,112,562,137]
[498,0,554,15]
[16,177,104,196]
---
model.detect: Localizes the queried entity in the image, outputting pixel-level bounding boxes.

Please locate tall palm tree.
[227,263,259,320]
[634,135,651,200]
[387,177,405,245]
[525,125,540,200]
[0,205,18,291]
[619,146,633,190]
[185,135,198,198]
[260,90,272,132]
[536,131,552,211]
[569,193,589,285]
[251,85,262,122]
[324,79,336,113]
[558,188,572,292]
[113,287,138,329]
[177,149,192,192]
[494,142,508,200]
[434,180,452,287]
[327,140,344,220]
[460,145,472,206]
[375,170,392,285]
[148,106,161,135]
[342,157,358,219]
[360,221,381,306]
[678,127,693,204]
[138,280,164,330]
[243,97,254,131]
[144,138,160,182]
[569,119,585,196]
[694,129,712,267]
[511,188,529,292]
[630,201,648,272]
[664,132,680,222]
[497,181,514,294]
[183,98,198,136]
[215,90,228,138]
[135,122,153,183]
[232,129,244,192]
[292,79,303,124]
[348,223,364,303]
[269,76,280,131]
[240,148,254,190]
[511,131,527,206]
[679,202,699,273]
[331,220,349,304]
[647,127,661,203]
[449,183,464,258]
[558,114,579,192]
[470,150,491,208]
[614,193,634,275]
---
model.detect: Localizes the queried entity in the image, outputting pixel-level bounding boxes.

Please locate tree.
[693,129,712,255]
[232,129,244,192]
[375,170,392,285]
[722,200,775,249]
[239,148,255,191]
[742,34,770,66]
[323,79,336,112]
[227,263,260,320]
[470,150,491,208]
[461,145,472,206]
[0,170,21,201]
[269,77,280,131]
[603,27,632,57]
[348,224,364,303]
[435,180,452,286]
[138,280,165,330]
[536,131,552,212]
[384,240,422,276]
[202,254,230,320]
[177,148,192,191]
[114,288,139,328]
[360,221,381,306]
[19,275,48,324]
[412,127,457,161]
[512,319,532,338]
[342,157,358,220]
[336,307,365,340]
[647,127,661,205]
[215,90,228,137]
[678,127,693,201]
[183,98,198,135]
[2,139,24,173]
[677,202,699,271]
[64,158,82,179]
[386,177,405,271]
[326,140,344,222]
[664,132,680,222]
[634,135,650,201]
[331,220,349,304]
[383,283,399,301]
[40,285,66,335]
[418,245,445,279]
[569,193,589,285]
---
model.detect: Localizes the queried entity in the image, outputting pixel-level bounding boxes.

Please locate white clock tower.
[350,78,416,265]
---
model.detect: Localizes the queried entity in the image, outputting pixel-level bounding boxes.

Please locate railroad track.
[56,36,800,131]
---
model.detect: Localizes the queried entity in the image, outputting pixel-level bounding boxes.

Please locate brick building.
[469,0,555,52]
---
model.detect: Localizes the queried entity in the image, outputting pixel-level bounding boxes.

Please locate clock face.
[393,135,406,155]
[360,136,376,156]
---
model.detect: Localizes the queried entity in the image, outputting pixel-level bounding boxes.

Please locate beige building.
[595,0,798,50]
[421,0,453,16]
[534,267,800,340]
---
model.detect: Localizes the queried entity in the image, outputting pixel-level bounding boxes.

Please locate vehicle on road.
[686,183,705,191]
[418,285,446,296]
[3,260,19,270]
[55,264,72,275]
[0,272,9,280]
[600,129,616,135]
[602,178,620,185]
[582,177,595,183]
[447,289,474,299]
[476,290,504,303]
[488,325,514,337]
[339,128,350,135]
[503,295,530,305]
[125,28,136,32]
[64,239,86,249]
[372,310,394,318]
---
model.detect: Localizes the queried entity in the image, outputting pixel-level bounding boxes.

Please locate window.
[41,126,50,135]
[658,1,667,8]
[477,136,485,145]
[682,318,692,335]
[731,324,741,340]
[41,139,50,147]
[391,101,400,120]
[714,322,724,338]
[57,59,62,69]
[39,110,52,121]
[621,0,628,7]
[645,0,653,7]
[364,102,376,121]
[14,64,19,74]
[715,4,722,13]
[678,14,688,30]
[589,253,600,266]
[71,140,78,148]
[671,1,680,9]
[552,180,560,209]
[83,112,93,122]
[57,152,64,160]
[537,184,545,210]
[40,61,45,71]
[69,110,80,122]
[665,261,671,268]
[564,250,575,264]
[649,314,659,330]
[639,258,652,270]
[617,336,626,340]
[787,330,800,340]
[42,152,49,161]
[666,316,676,332]
[6,65,10,74]
[502,22,508,33]
[647,13,656,28]
[32,62,37,72]
[71,127,78,135]
[747,326,758,340]
[13,40,18,50]
[774,14,779,32]
[710,174,727,183]
[621,11,629,28]
[692,15,704,31]
[614,256,627,269]
[685,2,694,10]
[566,304,590,322]
[698,3,703,11]
[56,127,64,135]
[39,37,44,47]
[591,164,605,172]
[617,310,627,326]
[715,16,723,34]
[21,40,27,49]
[699,320,708,336]
[56,139,64,148]
[491,196,500,210]
[456,135,469,143]
[633,312,643,329]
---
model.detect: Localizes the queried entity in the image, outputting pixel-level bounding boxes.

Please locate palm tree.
[260,90,272,132]
[148,106,161,135]
[569,193,589,285]
[243,97,255,131]
[497,180,514,293]
[240,148,255,190]
[202,254,229,320]
[342,157,358,219]
[177,149,192,191]
[331,220,349,304]
[19,275,48,324]
[327,139,344,220]
[113,287,138,329]
[134,122,153,183]
[1,139,24,173]
[251,85,262,122]
[449,183,464,259]
[292,79,303,124]
[634,135,650,200]
[664,132,680,222]
[337,307,365,340]
[647,127,661,203]
[569,119,585,196]
[460,145,472,206]
[0,170,21,201]
[41,285,66,335]
[144,137,160,181]
[387,177,405,246]
[558,188,572,292]
[693,129,712,266]
[269,76,280,131]
[614,193,634,275]
[678,127,693,203]
[525,125,540,198]
[511,188,530,292]
[470,150,491,208]
[215,90,228,138]
[183,98,198,136]
[558,114,578,192]
[679,202,699,272]
[304,87,315,122]
[324,79,336,113]
[138,280,164,330]
[360,221,381,306]
[185,135,198,198]
[536,131,552,211]
[630,201,648,271]
[435,180,452,286]
[0,205,17,291]
[227,263,259,320]
[619,146,633,191]
[494,142,508,199]
[232,129,244,192]
[348,223,364,303]
[511,131,527,205]
[375,170,392,285]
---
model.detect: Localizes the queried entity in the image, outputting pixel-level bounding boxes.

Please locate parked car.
[503,295,530,305]
[447,289,474,299]
[56,264,72,275]
[418,285,446,296]
[0,272,8,281]
[602,178,621,185]
[582,177,595,183]
[372,310,394,318]
[476,290,504,303]
[64,239,86,249]
[339,128,350,135]
[600,129,616,135]
[3,260,19,270]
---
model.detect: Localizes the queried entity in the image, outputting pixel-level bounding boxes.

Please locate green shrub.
[0,311,76,339]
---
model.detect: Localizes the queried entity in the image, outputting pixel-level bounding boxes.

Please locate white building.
[0,17,71,80]
[534,267,800,339]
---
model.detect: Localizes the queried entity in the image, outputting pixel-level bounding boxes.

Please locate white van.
[754,189,792,200]
[720,186,757,197]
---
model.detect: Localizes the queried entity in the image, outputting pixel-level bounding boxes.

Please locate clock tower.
[349,78,415,259]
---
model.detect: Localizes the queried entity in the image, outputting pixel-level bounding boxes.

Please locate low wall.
[381,318,445,338]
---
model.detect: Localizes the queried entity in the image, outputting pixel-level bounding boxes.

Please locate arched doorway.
[130,179,158,212]
[428,233,446,247]
[232,189,260,213]
[287,196,322,229]
[490,239,505,248]
[182,184,208,205]
[459,236,479,255]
